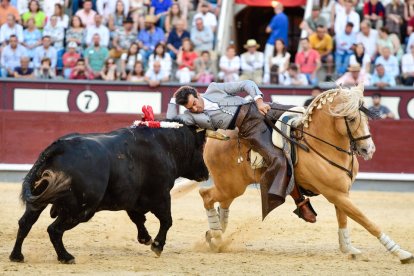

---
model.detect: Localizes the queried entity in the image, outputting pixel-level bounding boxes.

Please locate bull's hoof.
[401,255,414,264]
[139,237,153,246]
[9,252,24,263]
[58,253,75,264]
[151,241,163,257]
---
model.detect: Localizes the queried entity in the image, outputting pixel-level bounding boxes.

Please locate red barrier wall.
[1,111,413,173]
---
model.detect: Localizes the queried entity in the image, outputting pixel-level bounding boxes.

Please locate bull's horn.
[206,130,230,141]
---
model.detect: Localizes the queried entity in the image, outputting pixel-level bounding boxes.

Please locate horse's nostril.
[361,148,368,154]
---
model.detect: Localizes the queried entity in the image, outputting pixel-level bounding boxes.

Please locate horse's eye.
[349,118,356,123]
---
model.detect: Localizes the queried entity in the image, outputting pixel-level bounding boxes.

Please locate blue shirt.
[371,72,396,86]
[151,0,172,15]
[336,32,356,54]
[33,46,58,69]
[267,12,289,46]
[138,27,165,50]
[0,44,27,71]
[167,29,190,50]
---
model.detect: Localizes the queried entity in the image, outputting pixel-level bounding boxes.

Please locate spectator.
[0,0,20,26]
[204,0,221,16]
[406,0,414,35]
[43,0,67,18]
[145,60,169,87]
[375,46,399,80]
[356,20,378,61]
[401,44,414,86]
[190,17,214,52]
[107,0,127,33]
[177,0,192,20]
[100,58,119,80]
[21,0,46,29]
[334,0,360,36]
[239,39,264,84]
[320,0,334,30]
[363,0,385,30]
[165,2,187,35]
[309,25,334,79]
[13,56,34,78]
[176,37,197,83]
[35,57,55,79]
[62,41,81,79]
[151,0,172,29]
[33,36,57,70]
[110,17,137,59]
[0,14,23,45]
[129,0,148,31]
[120,43,143,80]
[192,2,217,33]
[84,33,109,79]
[377,27,403,59]
[98,0,129,22]
[279,64,309,86]
[371,63,396,88]
[0,34,27,77]
[336,64,370,86]
[335,22,356,75]
[218,44,240,82]
[138,15,165,62]
[75,0,97,27]
[385,0,404,39]
[71,0,97,16]
[194,50,217,83]
[43,15,65,51]
[22,18,41,59]
[66,15,85,51]
[149,42,172,77]
[304,85,321,106]
[69,58,95,80]
[264,1,288,68]
[127,60,145,82]
[264,39,290,84]
[369,93,395,119]
[85,14,110,47]
[349,43,371,74]
[295,38,320,85]
[300,6,327,35]
[166,19,190,59]
[51,3,69,29]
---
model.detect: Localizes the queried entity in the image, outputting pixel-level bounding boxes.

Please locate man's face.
[247,46,256,54]
[21,58,29,68]
[288,69,297,77]
[95,15,102,26]
[201,6,208,14]
[195,19,203,31]
[43,37,51,47]
[176,20,184,31]
[124,22,132,31]
[311,89,321,97]
[184,94,204,113]
[93,35,100,46]
[7,15,14,26]
[153,62,161,73]
[372,96,381,105]
[84,1,92,11]
[301,40,309,50]
[316,27,325,39]
[1,0,10,8]
[351,71,360,78]
[145,22,153,30]
[361,23,370,35]
[344,1,353,13]
[376,65,385,76]
[345,25,353,34]
[311,9,319,18]
[382,48,391,59]
[9,37,17,48]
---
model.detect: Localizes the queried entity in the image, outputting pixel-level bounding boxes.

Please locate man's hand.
[256,98,270,115]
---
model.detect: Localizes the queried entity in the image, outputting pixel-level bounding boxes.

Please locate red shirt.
[295,49,320,74]
[63,52,81,69]
[179,51,198,70]
[69,68,94,80]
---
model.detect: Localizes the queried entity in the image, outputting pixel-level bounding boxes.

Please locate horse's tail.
[21,140,71,210]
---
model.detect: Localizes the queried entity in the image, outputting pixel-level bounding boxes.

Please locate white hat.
[68,41,78,48]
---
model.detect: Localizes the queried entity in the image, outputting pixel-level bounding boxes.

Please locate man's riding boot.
[290,184,317,223]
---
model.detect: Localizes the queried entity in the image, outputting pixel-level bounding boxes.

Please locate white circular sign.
[76,90,99,113]
[408,98,414,119]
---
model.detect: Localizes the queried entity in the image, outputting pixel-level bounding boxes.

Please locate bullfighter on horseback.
[167,80,317,222]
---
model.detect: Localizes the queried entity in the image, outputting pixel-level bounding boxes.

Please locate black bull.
[10,125,209,263]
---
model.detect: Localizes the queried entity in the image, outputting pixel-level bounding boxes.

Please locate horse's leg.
[218,199,233,233]
[127,210,152,245]
[335,205,361,255]
[10,206,46,262]
[327,193,414,264]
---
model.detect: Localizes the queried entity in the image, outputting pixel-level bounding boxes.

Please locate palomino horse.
[199,85,414,264]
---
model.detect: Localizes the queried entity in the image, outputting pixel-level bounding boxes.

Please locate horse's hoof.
[151,242,163,257]
[59,258,75,264]
[401,255,414,264]
[139,237,153,246]
[9,252,24,263]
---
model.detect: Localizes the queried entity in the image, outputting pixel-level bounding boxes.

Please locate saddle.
[250,107,305,169]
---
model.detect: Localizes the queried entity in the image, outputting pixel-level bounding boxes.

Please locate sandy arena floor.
[1,182,414,275]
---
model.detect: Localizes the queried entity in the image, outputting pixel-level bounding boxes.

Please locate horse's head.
[330,84,376,160]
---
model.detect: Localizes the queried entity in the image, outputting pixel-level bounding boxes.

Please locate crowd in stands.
[0,0,413,89]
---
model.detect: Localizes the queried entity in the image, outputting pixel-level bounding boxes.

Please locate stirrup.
[293,198,318,218]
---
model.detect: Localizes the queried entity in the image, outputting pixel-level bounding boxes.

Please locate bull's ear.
[205,130,230,141]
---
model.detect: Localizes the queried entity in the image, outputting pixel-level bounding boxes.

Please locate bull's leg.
[326,192,414,264]
[47,215,80,264]
[127,211,152,245]
[10,206,46,262]
[335,205,362,256]
[150,197,172,257]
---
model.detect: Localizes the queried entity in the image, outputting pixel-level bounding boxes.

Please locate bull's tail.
[21,140,71,210]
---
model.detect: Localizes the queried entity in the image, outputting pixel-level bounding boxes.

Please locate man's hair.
[346,22,354,28]
[372,93,382,98]
[175,86,198,105]
[42,35,51,40]
[76,58,85,64]
[41,57,51,65]
[289,64,299,71]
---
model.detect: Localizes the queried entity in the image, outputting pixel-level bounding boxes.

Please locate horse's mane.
[292,84,364,128]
